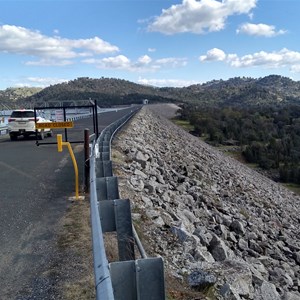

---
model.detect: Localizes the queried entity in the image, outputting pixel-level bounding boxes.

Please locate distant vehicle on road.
[8,109,52,141]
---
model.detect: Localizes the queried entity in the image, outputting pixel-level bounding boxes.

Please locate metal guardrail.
[89,109,165,299]
[0,125,8,136]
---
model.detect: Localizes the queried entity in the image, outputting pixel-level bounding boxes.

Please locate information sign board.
[36,121,74,129]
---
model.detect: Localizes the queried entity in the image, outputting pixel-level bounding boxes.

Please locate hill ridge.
[2,75,300,108]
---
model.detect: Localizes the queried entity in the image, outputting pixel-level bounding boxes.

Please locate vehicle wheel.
[38,131,44,140]
[47,130,53,137]
[10,134,17,141]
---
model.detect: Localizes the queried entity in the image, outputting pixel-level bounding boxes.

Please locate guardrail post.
[95,100,99,138]
[84,128,90,193]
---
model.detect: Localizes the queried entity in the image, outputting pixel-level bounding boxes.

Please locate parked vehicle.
[8,109,52,141]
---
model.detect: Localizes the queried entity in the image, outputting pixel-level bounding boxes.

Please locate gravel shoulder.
[13,198,95,300]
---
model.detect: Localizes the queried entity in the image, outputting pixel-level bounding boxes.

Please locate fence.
[89,109,166,299]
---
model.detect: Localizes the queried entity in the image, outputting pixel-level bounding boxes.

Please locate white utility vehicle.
[8,109,52,141]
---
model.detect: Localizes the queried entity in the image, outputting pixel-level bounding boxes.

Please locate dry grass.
[282,182,300,195]
[104,232,119,262]
[56,199,95,300]
[63,278,95,300]
[111,148,126,165]
[172,119,194,132]
[165,274,207,300]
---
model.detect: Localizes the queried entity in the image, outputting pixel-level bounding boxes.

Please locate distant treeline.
[178,103,300,184]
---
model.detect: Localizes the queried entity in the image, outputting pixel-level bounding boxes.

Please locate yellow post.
[66,142,79,199]
[57,134,63,152]
[56,134,83,200]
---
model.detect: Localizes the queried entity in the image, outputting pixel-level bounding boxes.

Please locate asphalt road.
[0,107,138,299]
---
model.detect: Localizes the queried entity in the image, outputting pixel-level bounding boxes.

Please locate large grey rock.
[238,238,248,251]
[230,220,246,235]
[193,227,210,247]
[188,269,217,290]
[221,261,254,298]
[283,292,300,300]
[129,176,144,191]
[293,252,300,264]
[254,281,281,300]
[133,150,149,167]
[249,239,264,254]
[141,196,153,208]
[219,283,242,300]
[193,247,215,263]
[170,225,190,242]
[208,234,235,261]
[134,169,148,179]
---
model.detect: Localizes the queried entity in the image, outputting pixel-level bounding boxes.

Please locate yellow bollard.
[56,134,84,200]
[57,134,63,152]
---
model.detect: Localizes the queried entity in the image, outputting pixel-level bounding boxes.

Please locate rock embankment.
[113,105,300,300]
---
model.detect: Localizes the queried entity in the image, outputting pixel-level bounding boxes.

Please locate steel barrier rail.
[103,110,149,259]
[90,107,165,299]
[106,112,149,259]
[0,125,8,135]
[90,153,115,300]
[90,109,138,299]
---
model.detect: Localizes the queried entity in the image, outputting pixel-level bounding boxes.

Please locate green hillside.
[0,87,43,109]
[1,75,300,108]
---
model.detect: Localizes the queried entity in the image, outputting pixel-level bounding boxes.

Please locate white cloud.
[83,55,134,70]
[15,77,68,88]
[138,77,200,87]
[83,55,187,72]
[101,55,131,69]
[155,57,187,68]
[237,23,287,37]
[69,37,119,54]
[229,49,300,68]
[0,24,119,65]
[199,48,300,72]
[200,48,226,62]
[148,0,257,35]
[137,55,152,65]
[291,65,300,73]
[148,48,156,53]
[25,58,73,66]
[27,77,68,86]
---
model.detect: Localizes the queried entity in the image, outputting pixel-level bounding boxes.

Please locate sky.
[0,0,299,90]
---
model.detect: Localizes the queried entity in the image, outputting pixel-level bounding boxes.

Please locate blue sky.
[0,0,299,89]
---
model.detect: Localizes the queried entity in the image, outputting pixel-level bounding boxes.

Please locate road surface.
[0,107,137,299]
